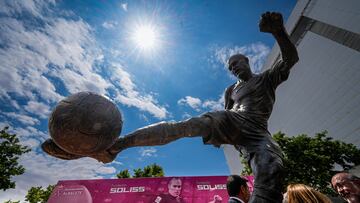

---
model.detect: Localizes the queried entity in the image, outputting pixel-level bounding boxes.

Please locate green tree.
[0,126,31,191]
[116,169,131,178]
[116,163,164,178]
[42,185,56,202]
[135,163,164,178]
[25,185,55,203]
[240,131,360,194]
[240,156,252,176]
[3,200,20,203]
[25,186,43,203]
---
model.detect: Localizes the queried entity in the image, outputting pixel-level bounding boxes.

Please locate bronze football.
[48,92,122,156]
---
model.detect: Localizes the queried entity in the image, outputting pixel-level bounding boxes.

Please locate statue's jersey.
[229,60,290,127]
[202,60,290,154]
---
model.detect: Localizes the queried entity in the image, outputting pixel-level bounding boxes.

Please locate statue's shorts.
[198,110,285,203]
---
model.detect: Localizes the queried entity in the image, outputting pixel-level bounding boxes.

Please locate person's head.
[331,172,360,203]
[228,54,252,81]
[226,175,250,202]
[283,184,331,203]
[168,178,182,198]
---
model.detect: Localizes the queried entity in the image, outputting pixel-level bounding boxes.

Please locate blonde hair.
[286,184,332,203]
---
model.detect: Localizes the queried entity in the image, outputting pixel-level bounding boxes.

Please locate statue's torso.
[229,71,276,125]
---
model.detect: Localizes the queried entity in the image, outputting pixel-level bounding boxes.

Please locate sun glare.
[132,24,159,51]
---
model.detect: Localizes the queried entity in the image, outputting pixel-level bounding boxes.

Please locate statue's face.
[168,179,182,197]
[228,54,251,80]
[332,174,360,203]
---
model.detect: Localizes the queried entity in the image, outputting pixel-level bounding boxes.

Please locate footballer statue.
[42,12,299,203]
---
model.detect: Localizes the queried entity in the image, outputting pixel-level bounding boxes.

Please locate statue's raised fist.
[259,12,284,34]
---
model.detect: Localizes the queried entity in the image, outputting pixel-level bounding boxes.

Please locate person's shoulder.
[228,197,243,203]
[228,199,239,203]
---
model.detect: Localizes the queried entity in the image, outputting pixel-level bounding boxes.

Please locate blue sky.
[0,0,296,201]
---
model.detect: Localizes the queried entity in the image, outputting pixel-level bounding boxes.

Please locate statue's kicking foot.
[42,139,84,160]
[88,150,117,164]
[42,139,119,163]
[88,138,127,163]
[106,138,127,157]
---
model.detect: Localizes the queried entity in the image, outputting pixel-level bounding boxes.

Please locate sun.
[131,24,159,51]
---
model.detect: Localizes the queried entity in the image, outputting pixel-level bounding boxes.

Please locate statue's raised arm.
[259,12,299,70]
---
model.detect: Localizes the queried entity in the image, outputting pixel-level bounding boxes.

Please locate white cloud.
[0,93,20,110]
[139,147,157,157]
[21,138,40,149]
[177,94,224,112]
[96,166,117,174]
[0,2,110,105]
[0,122,11,129]
[102,21,118,29]
[178,96,202,111]
[181,112,192,119]
[24,101,51,119]
[19,126,47,139]
[0,0,55,18]
[121,3,128,12]
[4,125,48,148]
[112,160,124,166]
[211,42,271,74]
[139,114,149,123]
[111,63,168,119]
[4,112,40,125]
[202,95,224,111]
[0,0,167,117]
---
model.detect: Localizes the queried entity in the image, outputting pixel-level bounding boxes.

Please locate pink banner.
[48,176,254,203]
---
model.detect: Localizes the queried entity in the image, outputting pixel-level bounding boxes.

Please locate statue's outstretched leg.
[108,117,211,155]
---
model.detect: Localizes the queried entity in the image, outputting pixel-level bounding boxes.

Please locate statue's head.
[228,54,252,81]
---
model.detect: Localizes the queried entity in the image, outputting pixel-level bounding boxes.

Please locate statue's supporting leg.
[248,149,285,203]
[108,116,211,155]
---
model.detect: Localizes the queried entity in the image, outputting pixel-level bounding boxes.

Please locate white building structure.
[223,0,360,175]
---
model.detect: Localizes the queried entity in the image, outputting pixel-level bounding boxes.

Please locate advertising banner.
[48,175,254,203]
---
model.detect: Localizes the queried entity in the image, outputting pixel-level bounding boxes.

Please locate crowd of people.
[225,172,359,203]
[151,172,359,203]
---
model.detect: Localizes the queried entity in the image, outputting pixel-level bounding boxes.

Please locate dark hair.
[226,175,248,197]
[168,177,182,186]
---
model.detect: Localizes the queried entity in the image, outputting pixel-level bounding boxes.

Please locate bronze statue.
[43,12,298,203]
[109,11,298,203]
